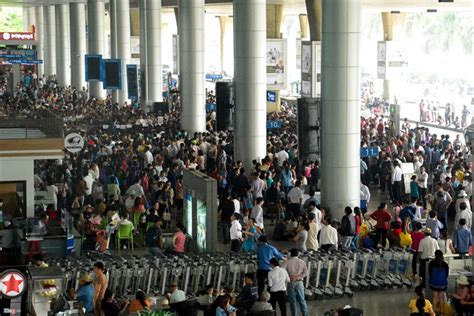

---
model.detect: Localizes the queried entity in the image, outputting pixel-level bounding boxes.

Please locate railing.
[0,115,64,139]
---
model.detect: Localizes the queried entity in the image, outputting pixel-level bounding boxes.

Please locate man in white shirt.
[308,202,322,232]
[230,213,243,252]
[418,227,440,287]
[276,148,289,167]
[232,196,241,214]
[83,173,94,197]
[144,146,153,167]
[168,283,186,304]
[126,179,145,199]
[391,161,403,204]
[267,258,289,316]
[455,201,472,230]
[319,220,339,251]
[287,181,303,218]
[456,190,471,214]
[360,183,370,212]
[252,174,266,199]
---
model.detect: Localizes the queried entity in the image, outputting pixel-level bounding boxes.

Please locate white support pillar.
[43,5,56,78]
[139,0,148,108]
[116,0,131,105]
[87,0,106,99]
[146,0,162,104]
[35,6,44,78]
[23,7,31,32]
[56,4,71,87]
[70,3,87,91]
[320,0,361,218]
[179,0,206,133]
[234,0,267,167]
[109,0,119,103]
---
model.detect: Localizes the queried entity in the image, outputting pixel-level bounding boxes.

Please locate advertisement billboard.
[85,54,102,81]
[103,59,121,89]
[126,64,138,99]
[266,39,287,90]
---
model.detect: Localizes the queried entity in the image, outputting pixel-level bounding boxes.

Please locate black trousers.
[419,258,429,288]
[257,269,270,296]
[392,181,402,204]
[374,228,388,248]
[230,239,242,252]
[412,251,419,276]
[269,290,287,316]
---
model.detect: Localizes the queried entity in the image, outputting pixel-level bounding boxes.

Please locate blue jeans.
[288,281,308,316]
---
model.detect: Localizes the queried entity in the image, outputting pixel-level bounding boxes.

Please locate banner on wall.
[301,41,321,98]
[377,41,408,80]
[172,34,179,74]
[266,39,287,90]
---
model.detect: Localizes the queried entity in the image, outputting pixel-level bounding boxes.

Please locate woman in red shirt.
[352,207,362,249]
[410,222,425,278]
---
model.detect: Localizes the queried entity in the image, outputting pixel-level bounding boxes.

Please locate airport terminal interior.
[0,0,473,315]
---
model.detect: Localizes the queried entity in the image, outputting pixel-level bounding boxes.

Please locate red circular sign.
[0,270,26,299]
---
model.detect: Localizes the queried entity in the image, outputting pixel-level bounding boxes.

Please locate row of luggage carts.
[46,248,413,300]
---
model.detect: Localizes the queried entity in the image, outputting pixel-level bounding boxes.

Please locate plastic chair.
[116,223,134,252]
[133,212,142,230]
[146,222,155,232]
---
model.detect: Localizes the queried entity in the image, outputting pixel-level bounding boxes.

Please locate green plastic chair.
[116,223,134,252]
[133,212,142,230]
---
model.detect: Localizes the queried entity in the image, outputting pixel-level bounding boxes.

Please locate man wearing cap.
[456,190,471,213]
[282,249,308,316]
[146,217,164,255]
[418,227,440,287]
[71,274,94,314]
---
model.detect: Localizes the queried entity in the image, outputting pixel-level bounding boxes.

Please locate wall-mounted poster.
[266,39,287,90]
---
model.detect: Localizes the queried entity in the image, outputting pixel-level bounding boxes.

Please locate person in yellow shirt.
[408,285,435,316]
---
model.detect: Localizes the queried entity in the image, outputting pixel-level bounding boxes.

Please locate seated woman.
[102,288,130,316]
[215,295,237,316]
[408,285,435,316]
[451,275,471,312]
[128,290,153,313]
[458,281,474,313]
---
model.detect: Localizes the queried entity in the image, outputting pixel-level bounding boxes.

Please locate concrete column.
[56,5,71,87]
[266,4,284,39]
[109,0,119,103]
[381,12,407,101]
[70,3,87,91]
[43,5,56,78]
[87,0,106,99]
[34,6,44,78]
[146,0,162,104]
[320,0,361,217]
[139,0,148,107]
[219,16,227,74]
[306,0,322,41]
[234,0,267,166]
[130,7,140,36]
[23,7,31,32]
[116,0,131,105]
[179,0,206,133]
[299,14,309,39]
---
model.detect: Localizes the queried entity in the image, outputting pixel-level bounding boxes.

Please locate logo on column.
[2,32,11,40]
[0,270,26,299]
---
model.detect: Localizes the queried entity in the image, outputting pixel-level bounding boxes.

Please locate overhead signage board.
[126,64,138,100]
[103,59,122,89]
[85,54,103,82]
[360,147,379,158]
[267,120,283,129]
[0,32,35,41]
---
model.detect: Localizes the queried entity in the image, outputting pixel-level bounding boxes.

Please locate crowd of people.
[1,71,474,316]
